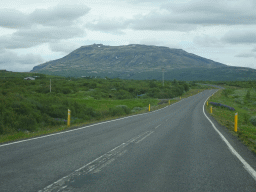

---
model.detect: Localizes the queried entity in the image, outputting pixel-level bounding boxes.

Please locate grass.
[206,88,256,154]
[0,88,206,144]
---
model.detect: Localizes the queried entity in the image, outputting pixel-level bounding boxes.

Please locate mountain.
[31,44,256,81]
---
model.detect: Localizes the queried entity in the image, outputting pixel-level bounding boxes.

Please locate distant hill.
[31,44,256,80]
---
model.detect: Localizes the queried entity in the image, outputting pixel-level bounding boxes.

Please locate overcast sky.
[1,0,256,72]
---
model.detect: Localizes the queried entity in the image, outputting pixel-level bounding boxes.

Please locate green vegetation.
[0,71,202,143]
[206,82,256,154]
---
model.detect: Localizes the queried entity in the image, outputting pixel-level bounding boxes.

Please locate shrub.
[243,113,250,125]
[183,83,189,92]
[245,90,251,100]
[115,90,133,99]
[249,116,256,126]
[221,89,234,97]
[234,98,244,104]
[109,105,131,116]
[18,114,37,132]
[62,88,72,94]
[48,105,67,119]
[0,122,3,134]
[117,105,131,114]
[132,107,143,112]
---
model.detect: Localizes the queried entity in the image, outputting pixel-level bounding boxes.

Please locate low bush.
[0,122,3,134]
[109,105,131,116]
[221,89,234,97]
[132,107,143,111]
[249,116,256,126]
[242,113,250,125]
[234,98,244,104]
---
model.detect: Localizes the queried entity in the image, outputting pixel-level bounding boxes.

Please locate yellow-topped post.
[149,104,150,112]
[210,106,212,114]
[234,113,238,132]
[67,109,71,127]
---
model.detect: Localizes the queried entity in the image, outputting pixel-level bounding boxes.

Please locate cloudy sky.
[1,0,256,72]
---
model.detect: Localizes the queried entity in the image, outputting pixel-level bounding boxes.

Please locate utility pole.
[50,79,51,93]
[162,68,165,86]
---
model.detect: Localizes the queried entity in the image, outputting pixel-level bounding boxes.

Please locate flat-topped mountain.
[31,44,256,80]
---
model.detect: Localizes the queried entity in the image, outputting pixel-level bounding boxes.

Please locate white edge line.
[0,91,203,148]
[203,90,256,181]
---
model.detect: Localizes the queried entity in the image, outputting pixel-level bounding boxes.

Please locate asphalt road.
[1,89,256,192]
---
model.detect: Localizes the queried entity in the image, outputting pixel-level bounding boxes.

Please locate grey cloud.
[235,53,256,58]
[16,26,85,41]
[0,49,44,72]
[158,0,256,27]
[0,4,89,51]
[138,39,181,49]
[125,0,171,3]
[222,30,256,44]
[49,42,80,53]
[17,53,45,64]
[252,47,256,52]
[193,35,223,47]
[86,11,197,32]
[86,19,129,34]
[129,12,197,31]
[29,5,90,26]
[0,26,85,49]
[139,39,165,46]
[85,0,256,33]
[0,9,29,28]
[0,4,90,29]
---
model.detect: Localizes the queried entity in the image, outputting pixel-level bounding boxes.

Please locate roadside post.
[149,104,150,112]
[207,101,208,106]
[234,113,238,132]
[67,109,71,127]
[169,100,170,105]
[210,106,212,114]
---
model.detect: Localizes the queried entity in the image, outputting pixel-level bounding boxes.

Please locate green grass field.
[206,88,256,154]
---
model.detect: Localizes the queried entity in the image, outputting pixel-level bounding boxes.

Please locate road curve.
[1,89,256,192]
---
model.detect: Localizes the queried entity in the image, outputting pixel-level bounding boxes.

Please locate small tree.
[245,90,251,100]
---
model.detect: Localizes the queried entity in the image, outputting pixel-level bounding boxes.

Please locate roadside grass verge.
[0,88,207,144]
[206,88,256,154]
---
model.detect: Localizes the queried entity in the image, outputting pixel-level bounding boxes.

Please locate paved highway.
[1,89,256,191]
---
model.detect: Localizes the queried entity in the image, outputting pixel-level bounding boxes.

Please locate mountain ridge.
[31,44,256,80]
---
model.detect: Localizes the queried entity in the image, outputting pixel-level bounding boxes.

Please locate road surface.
[1,89,256,192]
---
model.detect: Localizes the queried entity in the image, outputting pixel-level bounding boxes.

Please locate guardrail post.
[149,104,150,112]
[67,109,71,127]
[234,113,238,132]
